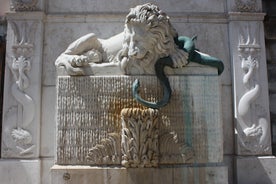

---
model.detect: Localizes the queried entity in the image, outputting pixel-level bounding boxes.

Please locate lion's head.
[117,3,188,74]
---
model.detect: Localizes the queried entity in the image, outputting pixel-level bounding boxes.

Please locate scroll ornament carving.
[236,35,269,153]
[234,0,259,12]
[3,21,36,156]
[10,0,38,11]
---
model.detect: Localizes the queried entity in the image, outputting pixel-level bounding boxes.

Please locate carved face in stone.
[122,23,156,73]
[118,3,185,74]
[124,24,153,60]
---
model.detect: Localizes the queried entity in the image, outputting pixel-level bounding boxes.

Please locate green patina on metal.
[175,36,224,75]
[133,36,224,109]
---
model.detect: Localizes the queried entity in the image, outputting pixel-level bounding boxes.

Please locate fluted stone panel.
[56,75,222,165]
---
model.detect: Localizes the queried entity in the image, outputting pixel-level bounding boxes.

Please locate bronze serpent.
[132,36,224,109]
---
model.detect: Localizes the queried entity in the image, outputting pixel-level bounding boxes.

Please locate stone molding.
[6,12,45,21]
[228,12,266,21]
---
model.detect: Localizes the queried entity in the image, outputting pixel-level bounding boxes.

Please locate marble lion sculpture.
[55,3,224,108]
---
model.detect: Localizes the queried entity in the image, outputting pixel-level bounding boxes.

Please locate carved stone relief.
[85,107,194,168]
[121,108,159,168]
[234,0,259,12]
[87,133,121,165]
[236,34,270,153]
[10,0,38,11]
[56,75,222,165]
[2,21,37,157]
[55,3,223,166]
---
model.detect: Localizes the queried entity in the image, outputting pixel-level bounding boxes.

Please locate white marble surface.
[0,160,41,184]
[40,86,56,157]
[41,158,55,184]
[43,20,124,86]
[47,0,226,14]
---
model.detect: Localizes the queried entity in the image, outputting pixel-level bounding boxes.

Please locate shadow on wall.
[0,20,6,157]
[236,156,276,184]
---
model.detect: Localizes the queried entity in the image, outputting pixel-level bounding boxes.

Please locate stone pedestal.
[52,72,226,183]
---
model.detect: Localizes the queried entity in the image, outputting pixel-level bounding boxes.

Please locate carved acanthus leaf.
[87,133,121,165]
[159,131,194,163]
[121,108,159,168]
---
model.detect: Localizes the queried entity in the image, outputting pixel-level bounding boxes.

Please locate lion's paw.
[70,55,89,67]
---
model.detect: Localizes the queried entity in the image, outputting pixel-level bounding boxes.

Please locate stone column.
[228,0,275,183]
[0,0,45,182]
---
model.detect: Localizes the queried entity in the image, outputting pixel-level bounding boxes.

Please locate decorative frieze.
[10,0,38,11]
[234,0,259,12]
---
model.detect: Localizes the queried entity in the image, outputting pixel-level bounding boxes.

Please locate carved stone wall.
[56,75,222,166]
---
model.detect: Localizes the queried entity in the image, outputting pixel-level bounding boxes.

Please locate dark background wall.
[263,0,276,155]
[0,19,6,157]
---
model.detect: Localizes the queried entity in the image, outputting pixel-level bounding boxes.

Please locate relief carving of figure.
[56,3,224,108]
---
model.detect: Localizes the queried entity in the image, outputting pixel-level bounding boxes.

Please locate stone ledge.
[51,165,228,184]
[228,12,266,21]
[6,12,45,20]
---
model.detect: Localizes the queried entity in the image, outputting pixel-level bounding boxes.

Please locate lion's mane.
[117,3,188,74]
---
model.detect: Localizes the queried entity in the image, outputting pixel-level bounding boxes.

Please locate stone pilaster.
[1,12,44,158]
[227,0,275,183]
[229,11,271,155]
